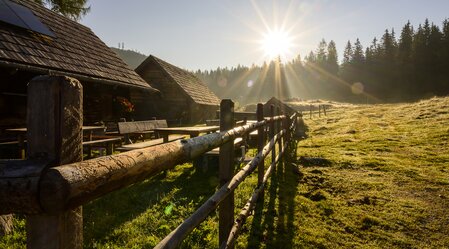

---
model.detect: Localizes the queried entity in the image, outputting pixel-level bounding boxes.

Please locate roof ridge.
[145,55,220,106]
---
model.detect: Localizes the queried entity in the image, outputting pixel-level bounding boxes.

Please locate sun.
[261,29,293,60]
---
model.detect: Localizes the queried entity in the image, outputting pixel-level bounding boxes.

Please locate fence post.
[277,107,282,160]
[285,113,291,145]
[309,104,312,119]
[219,99,235,248]
[270,105,276,171]
[319,105,321,117]
[323,105,327,116]
[26,76,83,249]
[256,103,264,196]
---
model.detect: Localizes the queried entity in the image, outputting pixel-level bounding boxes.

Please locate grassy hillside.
[111,48,147,69]
[293,96,449,248]
[1,97,448,248]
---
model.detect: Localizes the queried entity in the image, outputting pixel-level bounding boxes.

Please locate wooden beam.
[26,76,83,249]
[219,99,235,248]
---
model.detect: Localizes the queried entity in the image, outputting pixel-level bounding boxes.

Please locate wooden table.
[5,126,105,158]
[154,126,219,143]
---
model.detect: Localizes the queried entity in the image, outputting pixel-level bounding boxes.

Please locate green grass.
[294,96,449,248]
[1,96,448,248]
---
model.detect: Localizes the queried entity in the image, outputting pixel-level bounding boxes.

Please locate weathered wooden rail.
[0,76,298,248]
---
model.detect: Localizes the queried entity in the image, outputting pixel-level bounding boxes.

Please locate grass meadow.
[1,97,448,248]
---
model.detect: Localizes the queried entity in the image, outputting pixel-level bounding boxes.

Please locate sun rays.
[218,0,378,103]
[261,29,293,59]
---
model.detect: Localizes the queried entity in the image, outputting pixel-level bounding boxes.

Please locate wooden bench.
[115,135,185,152]
[82,136,122,158]
[118,120,168,144]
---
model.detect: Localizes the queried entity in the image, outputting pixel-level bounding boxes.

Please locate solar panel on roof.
[0,0,28,29]
[0,0,55,38]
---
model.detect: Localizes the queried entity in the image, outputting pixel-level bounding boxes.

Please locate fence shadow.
[83,162,218,247]
[247,140,299,248]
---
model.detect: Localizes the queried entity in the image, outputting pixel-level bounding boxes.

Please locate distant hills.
[110,47,147,69]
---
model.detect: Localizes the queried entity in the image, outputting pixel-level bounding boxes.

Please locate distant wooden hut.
[136,55,220,124]
[0,0,159,130]
[264,97,297,116]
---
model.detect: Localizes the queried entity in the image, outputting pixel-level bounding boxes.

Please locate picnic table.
[4,126,107,158]
[153,126,219,143]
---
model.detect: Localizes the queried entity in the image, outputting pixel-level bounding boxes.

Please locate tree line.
[196,18,449,104]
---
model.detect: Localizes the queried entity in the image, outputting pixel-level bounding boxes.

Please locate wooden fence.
[0,76,298,249]
[303,104,328,119]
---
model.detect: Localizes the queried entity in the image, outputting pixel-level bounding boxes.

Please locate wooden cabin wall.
[189,103,218,125]
[83,83,133,124]
[138,63,192,123]
[130,88,159,120]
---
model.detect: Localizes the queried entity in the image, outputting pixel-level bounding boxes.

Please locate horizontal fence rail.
[0,75,300,249]
[0,116,284,215]
[155,130,286,249]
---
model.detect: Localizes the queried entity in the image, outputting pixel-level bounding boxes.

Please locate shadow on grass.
[83,161,218,247]
[247,140,300,248]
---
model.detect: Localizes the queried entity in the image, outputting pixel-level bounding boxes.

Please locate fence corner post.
[26,76,83,249]
[219,99,235,248]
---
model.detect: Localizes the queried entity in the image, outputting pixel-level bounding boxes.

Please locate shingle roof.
[264,97,297,116]
[137,55,220,106]
[0,0,155,90]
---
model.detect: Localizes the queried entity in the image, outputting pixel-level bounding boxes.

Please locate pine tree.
[316,39,328,67]
[398,21,414,99]
[326,40,339,75]
[343,41,353,64]
[34,0,90,21]
[352,38,365,65]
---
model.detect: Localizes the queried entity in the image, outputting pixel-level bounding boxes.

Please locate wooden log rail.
[0,75,299,248]
[154,130,287,249]
[0,115,284,215]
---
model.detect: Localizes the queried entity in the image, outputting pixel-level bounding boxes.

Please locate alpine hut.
[0,0,159,130]
[136,55,220,124]
[264,97,297,116]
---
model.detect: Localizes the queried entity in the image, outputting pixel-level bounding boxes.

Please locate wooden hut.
[0,0,159,131]
[263,97,297,116]
[136,55,220,124]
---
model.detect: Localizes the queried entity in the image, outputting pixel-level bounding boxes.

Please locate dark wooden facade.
[136,55,220,125]
[0,0,158,134]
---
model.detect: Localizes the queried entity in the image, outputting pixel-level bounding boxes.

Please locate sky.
[81,0,449,71]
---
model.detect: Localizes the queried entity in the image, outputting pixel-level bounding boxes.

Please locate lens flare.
[351,82,364,95]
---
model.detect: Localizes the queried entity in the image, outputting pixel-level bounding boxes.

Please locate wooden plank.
[117,120,168,134]
[115,135,185,151]
[82,137,122,146]
[26,76,83,249]
[218,99,235,248]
